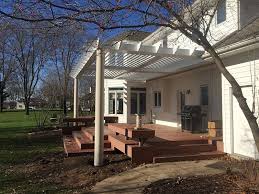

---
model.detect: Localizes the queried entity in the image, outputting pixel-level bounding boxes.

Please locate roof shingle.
[215,17,259,49]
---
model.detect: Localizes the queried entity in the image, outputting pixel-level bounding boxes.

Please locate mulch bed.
[143,173,259,194]
[5,152,136,193]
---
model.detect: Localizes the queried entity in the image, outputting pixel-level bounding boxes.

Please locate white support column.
[94,48,104,166]
[73,77,79,118]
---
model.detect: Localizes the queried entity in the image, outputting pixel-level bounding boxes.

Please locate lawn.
[0,111,134,194]
[0,110,64,193]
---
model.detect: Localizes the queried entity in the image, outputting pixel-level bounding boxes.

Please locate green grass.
[0,111,35,135]
[0,111,65,193]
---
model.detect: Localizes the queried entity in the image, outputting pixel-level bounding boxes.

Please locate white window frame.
[108,88,124,115]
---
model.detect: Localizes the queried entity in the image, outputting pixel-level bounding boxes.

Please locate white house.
[16,101,25,110]
[71,0,259,161]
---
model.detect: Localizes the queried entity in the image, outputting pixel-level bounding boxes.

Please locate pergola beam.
[73,77,79,118]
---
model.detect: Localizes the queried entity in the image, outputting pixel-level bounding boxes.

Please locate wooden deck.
[63,123,225,164]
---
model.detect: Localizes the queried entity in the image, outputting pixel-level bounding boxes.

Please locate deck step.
[63,136,114,157]
[62,126,81,135]
[152,144,217,156]
[72,131,111,149]
[153,151,226,163]
[82,127,109,141]
[147,139,209,147]
[108,134,139,154]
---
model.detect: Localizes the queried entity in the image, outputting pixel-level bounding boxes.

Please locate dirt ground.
[143,172,259,194]
[4,152,136,193]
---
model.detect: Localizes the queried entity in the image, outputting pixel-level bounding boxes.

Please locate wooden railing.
[63,116,118,127]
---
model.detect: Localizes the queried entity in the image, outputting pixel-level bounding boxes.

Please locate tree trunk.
[25,100,30,115]
[0,83,4,112]
[63,96,67,116]
[0,93,3,112]
[205,43,259,151]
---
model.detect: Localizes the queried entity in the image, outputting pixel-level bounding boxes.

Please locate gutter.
[142,27,172,45]
[203,36,259,60]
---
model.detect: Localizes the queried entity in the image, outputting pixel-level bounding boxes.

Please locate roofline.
[204,35,259,59]
[141,0,214,46]
[148,36,259,81]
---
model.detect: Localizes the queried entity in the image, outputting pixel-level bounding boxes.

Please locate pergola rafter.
[70,40,205,81]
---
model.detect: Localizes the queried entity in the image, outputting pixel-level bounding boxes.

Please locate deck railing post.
[73,77,79,118]
[94,48,104,166]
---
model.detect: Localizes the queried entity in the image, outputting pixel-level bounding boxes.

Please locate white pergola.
[70,39,204,166]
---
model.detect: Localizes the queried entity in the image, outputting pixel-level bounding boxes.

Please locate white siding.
[147,66,222,128]
[222,51,259,159]
[166,0,238,50]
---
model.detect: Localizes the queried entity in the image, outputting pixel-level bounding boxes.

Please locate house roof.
[215,17,259,49]
[104,30,151,45]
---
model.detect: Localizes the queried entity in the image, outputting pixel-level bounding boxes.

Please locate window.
[154,91,161,107]
[217,0,226,24]
[108,88,123,114]
[177,90,185,113]
[200,85,209,106]
[130,88,146,114]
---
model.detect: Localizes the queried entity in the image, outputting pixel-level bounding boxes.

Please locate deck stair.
[106,124,226,164]
[72,131,111,149]
[63,123,226,163]
[63,127,114,156]
[153,151,225,163]
[108,134,139,154]
[81,127,109,141]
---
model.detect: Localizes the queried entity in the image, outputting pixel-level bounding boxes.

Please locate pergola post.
[94,48,104,166]
[73,77,79,118]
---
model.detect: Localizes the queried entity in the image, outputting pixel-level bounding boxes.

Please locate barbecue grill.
[181,105,202,132]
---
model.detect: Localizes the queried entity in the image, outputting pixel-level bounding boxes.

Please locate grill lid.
[182,105,201,114]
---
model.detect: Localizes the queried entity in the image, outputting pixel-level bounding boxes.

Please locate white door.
[232,86,259,159]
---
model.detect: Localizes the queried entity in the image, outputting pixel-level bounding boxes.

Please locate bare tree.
[11,22,47,115]
[80,76,96,115]
[48,24,86,115]
[1,0,259,149]
[0,21,15,112]
[40,71,63,108]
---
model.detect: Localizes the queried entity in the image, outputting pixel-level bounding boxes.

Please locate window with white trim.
[217,0,226,24]
[109,88,123,114]
[154,91,161,107]
[130,88,146,114]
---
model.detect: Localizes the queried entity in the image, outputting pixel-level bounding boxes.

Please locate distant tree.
[40,71,63,109]
[5,73,23,101]
[80,76,95,115]
[11,22,48,115]
[0,20,15,112]
[48,24,86,115]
